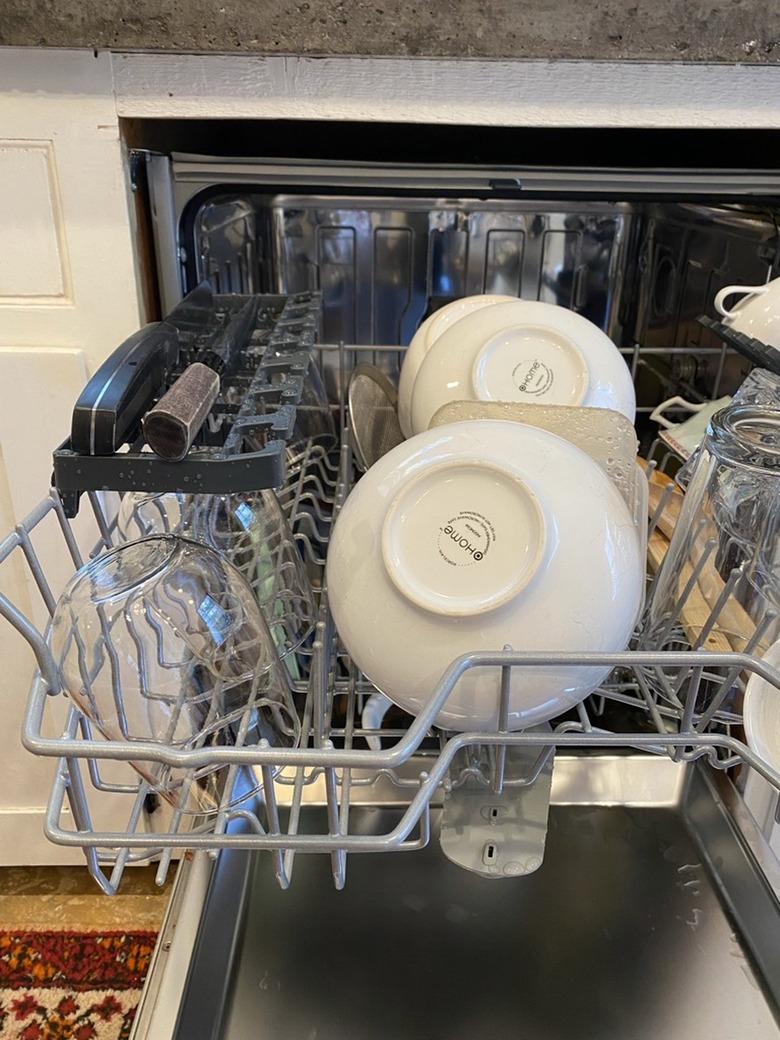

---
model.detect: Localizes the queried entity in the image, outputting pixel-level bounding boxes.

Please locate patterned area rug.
[0,932,157,1040]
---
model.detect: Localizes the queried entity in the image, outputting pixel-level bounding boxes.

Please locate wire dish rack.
[3,344,780,894]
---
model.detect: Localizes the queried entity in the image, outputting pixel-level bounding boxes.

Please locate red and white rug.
[0,931,157,1040]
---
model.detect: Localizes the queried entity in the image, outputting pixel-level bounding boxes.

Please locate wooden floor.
[0,863,175,931]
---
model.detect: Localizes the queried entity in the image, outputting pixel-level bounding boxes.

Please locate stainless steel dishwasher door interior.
[170,760,780,1040]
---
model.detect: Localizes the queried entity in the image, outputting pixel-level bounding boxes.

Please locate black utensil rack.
[52,292,322,517]
[697,314,780,378]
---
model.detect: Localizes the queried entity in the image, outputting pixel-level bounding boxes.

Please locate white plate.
[398,295,516,438]
[408,300,636,436]
[744,639,780,773]
[326,419,644,732]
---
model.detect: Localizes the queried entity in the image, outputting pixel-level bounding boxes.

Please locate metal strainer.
[347,363,405,471]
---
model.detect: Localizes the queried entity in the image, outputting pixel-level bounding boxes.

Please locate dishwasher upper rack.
[51,290,323,518]
[4,404,780,894]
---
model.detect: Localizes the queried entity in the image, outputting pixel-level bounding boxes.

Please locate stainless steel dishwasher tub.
[135,756,780,1040]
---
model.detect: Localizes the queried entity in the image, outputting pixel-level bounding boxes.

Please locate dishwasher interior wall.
[143,150,780,448]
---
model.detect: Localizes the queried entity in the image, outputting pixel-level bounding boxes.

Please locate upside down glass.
[643,405,780,669]
[116,488,317,662]
[281,356,338,475]
[50,536,301,815]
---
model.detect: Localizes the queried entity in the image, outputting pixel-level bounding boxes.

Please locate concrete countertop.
[0,0,777,64]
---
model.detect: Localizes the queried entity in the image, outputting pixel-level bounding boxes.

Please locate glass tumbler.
[116,490,187,540]
[117,488,317,661]
[282,355,338,472]
[643,404,780,668]
[50,536,301,815]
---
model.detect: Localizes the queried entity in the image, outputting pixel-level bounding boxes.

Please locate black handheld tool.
[69,283,215,456]
[143,295,259,462]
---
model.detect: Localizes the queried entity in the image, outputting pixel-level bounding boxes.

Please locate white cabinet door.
[0,49,143,863]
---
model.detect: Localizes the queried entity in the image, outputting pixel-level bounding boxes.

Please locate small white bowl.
[326,420,644,732]
[398,295,516,438]
[408,300,636,436]
[743,639,780,774]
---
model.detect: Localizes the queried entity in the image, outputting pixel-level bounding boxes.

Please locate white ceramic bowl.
[743,639,780,774]
[398,295,516,437]
[408,300,636,436]
[326,420,644,732]
[714,278,780,349]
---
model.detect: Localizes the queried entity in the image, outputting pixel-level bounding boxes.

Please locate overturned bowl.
[743,639,780,776]
[398,294,516,438]
[326,420,644,732]
[409,300,635,436]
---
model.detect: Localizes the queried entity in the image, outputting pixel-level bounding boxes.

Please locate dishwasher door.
[133,757,780,1040]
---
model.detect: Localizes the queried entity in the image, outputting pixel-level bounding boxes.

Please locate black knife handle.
[142,363,221,462]
[71,322,180,455]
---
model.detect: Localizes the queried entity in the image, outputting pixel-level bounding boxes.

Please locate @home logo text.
[437,511,494,567]
[512,358,554,396]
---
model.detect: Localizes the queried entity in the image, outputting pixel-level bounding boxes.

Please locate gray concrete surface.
[0,0,777,63]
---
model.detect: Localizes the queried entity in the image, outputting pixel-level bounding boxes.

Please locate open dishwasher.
[4,151,780,1039]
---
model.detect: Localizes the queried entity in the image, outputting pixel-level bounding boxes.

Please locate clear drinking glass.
[643,404,780,664]
[187,491,317,658]
[115,490,187,539]
[117,488,317,660]
[50,536,301,815]
[280,357,338,477]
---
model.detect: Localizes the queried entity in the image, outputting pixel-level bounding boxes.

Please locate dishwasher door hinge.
[129,148,164,193]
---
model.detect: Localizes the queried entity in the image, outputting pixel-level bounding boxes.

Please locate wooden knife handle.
[142,362,220,462]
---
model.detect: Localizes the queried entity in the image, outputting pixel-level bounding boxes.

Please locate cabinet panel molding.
[0,140,72,305]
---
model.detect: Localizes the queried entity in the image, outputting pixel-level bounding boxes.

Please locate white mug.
[714,283,772,318]
[714,277,780,349]
[650,395,732,460]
